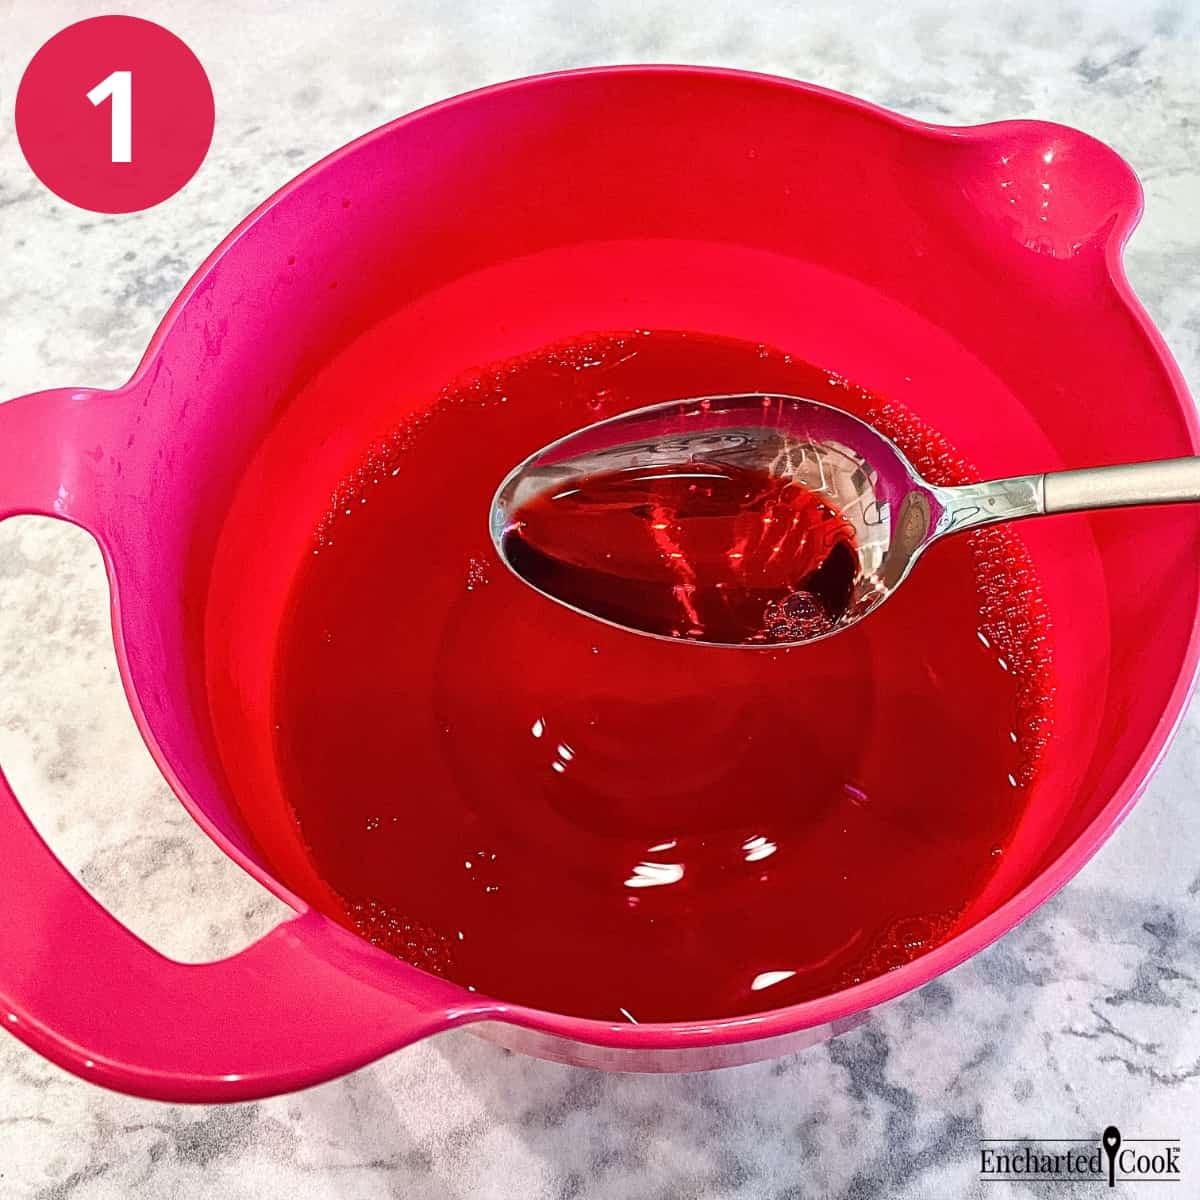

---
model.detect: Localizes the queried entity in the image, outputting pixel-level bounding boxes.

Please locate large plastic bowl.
[1,66,1196,1101]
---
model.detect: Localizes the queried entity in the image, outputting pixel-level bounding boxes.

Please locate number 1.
[87,70,131,163]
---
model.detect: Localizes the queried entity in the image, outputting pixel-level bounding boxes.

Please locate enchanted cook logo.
[979,1125,1180,1187]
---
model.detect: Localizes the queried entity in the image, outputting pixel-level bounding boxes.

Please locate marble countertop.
[2,1,1199,1196]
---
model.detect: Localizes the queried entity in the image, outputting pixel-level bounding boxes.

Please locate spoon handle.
[1043,456,1200,514]
[932,475,1044,533]
[933,456,1200,534]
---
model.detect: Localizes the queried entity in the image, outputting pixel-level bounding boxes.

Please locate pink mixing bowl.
[1,66,1197,1102]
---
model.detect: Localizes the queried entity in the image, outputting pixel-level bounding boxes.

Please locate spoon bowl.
[492,392,1199,647]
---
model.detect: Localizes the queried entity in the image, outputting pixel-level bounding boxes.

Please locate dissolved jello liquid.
[217,330,1056,1023]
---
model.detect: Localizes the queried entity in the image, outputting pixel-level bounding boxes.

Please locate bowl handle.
[0,388,492,1101]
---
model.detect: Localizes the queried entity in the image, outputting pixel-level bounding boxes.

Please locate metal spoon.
[490,392,1200,647]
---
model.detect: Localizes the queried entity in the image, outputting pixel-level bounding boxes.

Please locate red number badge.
[16,15,215,214]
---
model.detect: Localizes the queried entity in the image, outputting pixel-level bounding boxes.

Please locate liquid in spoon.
[501,462,860,644]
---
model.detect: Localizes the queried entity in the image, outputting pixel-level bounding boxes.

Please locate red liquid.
[247,331,1056,1022]
[502,463,858,644]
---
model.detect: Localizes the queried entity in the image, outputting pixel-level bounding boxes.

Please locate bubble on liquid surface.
[466,556,489,591]
[346,897,455,977]
[762,589,835,643]
[839,907,963,987]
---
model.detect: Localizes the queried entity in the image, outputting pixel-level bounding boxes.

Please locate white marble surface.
[2,1,1199,1196]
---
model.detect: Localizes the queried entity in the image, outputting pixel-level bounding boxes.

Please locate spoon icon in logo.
[1103,1126,1122,1188]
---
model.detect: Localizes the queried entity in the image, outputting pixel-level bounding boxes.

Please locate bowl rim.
[118,63,1200,1051]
